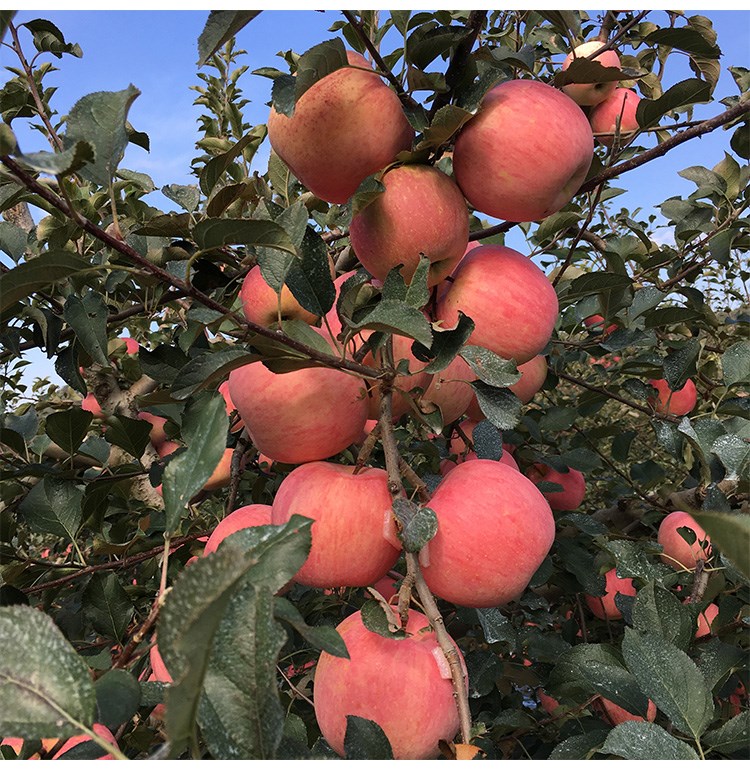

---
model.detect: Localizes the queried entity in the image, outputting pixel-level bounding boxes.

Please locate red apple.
[597,696,657,726]
[453,80,594,222]
[81,393,105,418]
[267,51,414,204]
[648,378,697,417]
[313,607,465,759]
[420,459,555,607]
[658,511,711,571]
[204,504,274,555]
[696,602,719,638]
[51,724,119,760]
[350,164,469,286]
[239,264,319,328]
[589,87,641,147]
[437,246,559,365]
[584,568,636,620]
[468,355,548,420]
[584,314,618,336]
[421,356,475,426]
[149,640,172,682]
[202,448,235,491]
[537,689,562,715]
[227,356,368,465]
[526,463,586,511]
[271,461,400,588]
[561,41,622,106]
[137,410,168,449]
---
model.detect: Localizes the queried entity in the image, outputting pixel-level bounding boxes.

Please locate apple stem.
[354,423,381,471]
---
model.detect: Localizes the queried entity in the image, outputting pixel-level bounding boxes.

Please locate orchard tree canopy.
[0,8,748,762]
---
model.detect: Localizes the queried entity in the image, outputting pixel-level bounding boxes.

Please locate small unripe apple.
[421,459,555,607]
[658,510,711,571]
[589,87,641,147]
[349,164,469,286]
[271,461,400,588]
[648,378,697,416]
[203,504,273,555]
[584,568,636,620]
[267,51,414,204]
[313,607,465,759]
[239,265,318,328]
[561,41,622,106]
[526,463,586,511]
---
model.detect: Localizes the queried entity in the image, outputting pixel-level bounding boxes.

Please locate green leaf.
[422,312,474,374]
[392,498,437,553]
[663,340,700,391]
[629,287,666,320]
[630,580,694,649]
[549,730,609,760]
[600,721,699,760]
[0,223,31,263]
[470,383,521,431]
[197,10,261,66]
[416,104,473,151]
[691,510,750,580]
[636,78,712,128]
[271,74,296,118]
[285,227,335,316]
[644,27,721,58]
[472,420,503,461]
[21,18,81,58]
[712,434,750,481]
[404,256,431,310]
[162,184,200,213]
[134,213,192,239]
[17,141,95,177]
[104,415,152,460]
[565,272,632,299]
[278,319,332,356]
[83,574,134,643]
[703,710,750,754]
[63,291,109,366]
[461,346,520,389]
[157,517,311,758]
[621,628,713,740]
[192,218,296,254]
[722,341,750,387]
[344,716,394,760]
[0,122,16,154]
[0,250,91,314]
[0,606,96,738]
[350,173,386,217]
[171,348,258,401]
[18,477,82,541]
[162,394,229,534]
[256,200,308,292]
[199,129,266,197]
[295,38,348,101]
[94,669,140,728]
[274,597,349,659]
[352,299,433,348]
[554,57,628,88]
[63,85,140,187]
[44,407,91,456]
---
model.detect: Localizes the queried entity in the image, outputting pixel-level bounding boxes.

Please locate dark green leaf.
[271,74,296,118]
[422,311,474,374]
[396,499,437,553]
[0,122,16,154]
[416,104,473,150]
[295,39,348,101]
[703,710,750,753]
[44,407,91,456]
[712,434,750,481]
[722,341,750,386]
[0,607,96,738]
[162,184,200,213]
[549,730,609,760]
[274,597,349,659]
[17,141,95,177]
[162,394,229,534]
[0,222,26,261]
[197,10,261,66]
[199,129,265,197]
[695,637,746,690]
[663,340,700,391]
[461,346,520,389]
[404,255,431,310]
[63,291,109,366]
[631,581,694,649]
[644,27,721,58]
[171,348,258,401]
[352,299,433,348]
[644,306,700,328]
[600,721,699,760]
[470,383,521,431]
[651,419,683,458]
[285,228,335,316]
[359,599,406,640]
[344,716,394,760]
[350,174,386,217]
[621,628,713,740]
[475,608,516,646]
[554,57,628,88]
[95,670,140,728]
[565,272,632,299]
[83,574,133,643]
[22,18,81,58]
[472,420,503,461]
[636,78,712,128]
[134,213,192,239]
[691,510,750,580]
[0,250,91,314]
[18,477,82,541]
[192,218,296,254]
[63,85,140,187]
[104,415,152,460]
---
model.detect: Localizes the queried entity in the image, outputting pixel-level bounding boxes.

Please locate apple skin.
[421,356,475,426]
[658,510,711,571]
[537,689,561,715]
[584,314,618,336]
[363,334,431,420]
[597,697,657,726]
[137,411,168,449]
[202,448,235,491]
[696,602,719,638]
[81,393,105,418]
[649,378,697,417]
[420,459,555,608]
[468,355,547,421]
[437,246,559,365]
[239,264,318,328]
[445,420,519,471]
[313,607,465,759]
[453,80,594,222]
[51,724,119,760]
[561,41,622,106]
[227,357,368,465]
[584,568,636,620]
[271,461,400,588]
[349,164,469,286]
[267,51,414,204]
[527,463,586,511]
[204,504,273,555]
[589,87,641,147]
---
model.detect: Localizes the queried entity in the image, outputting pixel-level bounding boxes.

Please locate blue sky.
[2,9,748,384]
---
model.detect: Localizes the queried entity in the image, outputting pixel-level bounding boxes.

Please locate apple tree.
[0,9,748,761]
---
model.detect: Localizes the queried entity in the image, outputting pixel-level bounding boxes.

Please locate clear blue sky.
[2,9,748,384]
